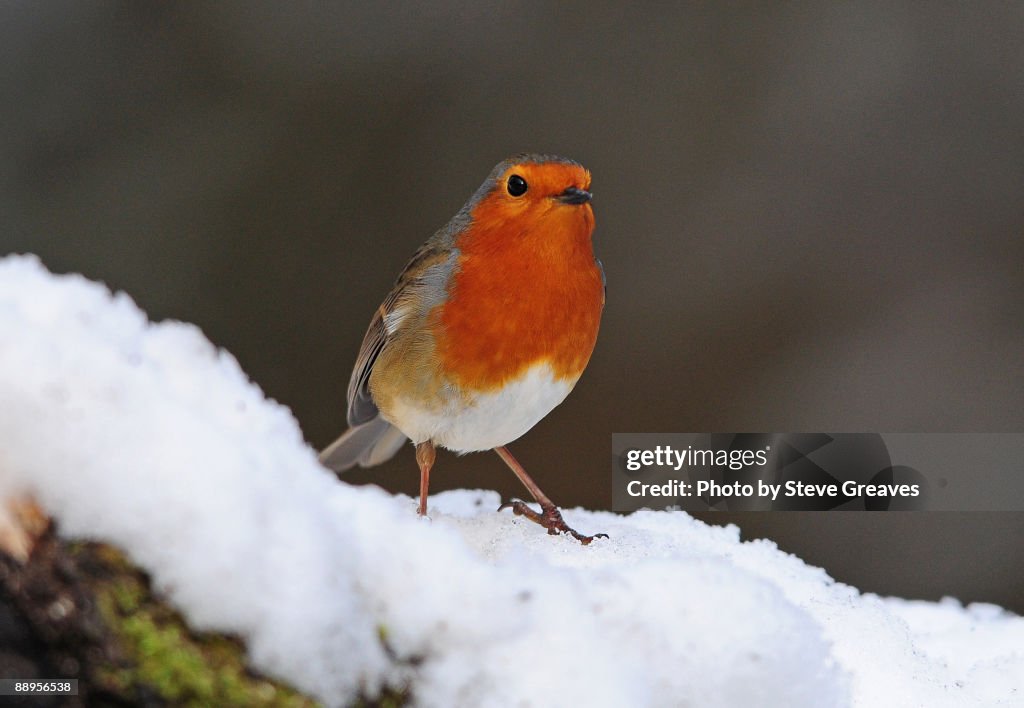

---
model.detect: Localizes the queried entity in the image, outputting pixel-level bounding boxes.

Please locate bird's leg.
[415,441,435,516]
[494,445,607,545]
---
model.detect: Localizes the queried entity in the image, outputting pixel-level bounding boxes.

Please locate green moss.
[90,546,317,707]
[76,543,409,707]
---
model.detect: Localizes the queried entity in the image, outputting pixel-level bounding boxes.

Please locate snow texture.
[1,254,1021,707]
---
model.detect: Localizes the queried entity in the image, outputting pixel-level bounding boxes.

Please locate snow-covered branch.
[1,255,1020,707]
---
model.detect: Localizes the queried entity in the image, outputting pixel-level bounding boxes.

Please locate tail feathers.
[319,416,407,472]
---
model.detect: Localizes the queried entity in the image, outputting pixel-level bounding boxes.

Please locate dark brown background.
[4,4,1022,610]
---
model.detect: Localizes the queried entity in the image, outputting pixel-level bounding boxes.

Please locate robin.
[320,154,606,544]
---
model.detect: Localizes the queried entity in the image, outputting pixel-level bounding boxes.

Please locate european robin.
[320,154,606,544]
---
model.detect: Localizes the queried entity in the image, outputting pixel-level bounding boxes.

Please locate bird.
[319,154,606,544]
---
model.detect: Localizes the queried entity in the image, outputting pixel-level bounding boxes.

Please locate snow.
[1,253,1021,707]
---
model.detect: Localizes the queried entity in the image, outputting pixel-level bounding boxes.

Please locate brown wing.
[345,303,388,426]
[344,242,459,428]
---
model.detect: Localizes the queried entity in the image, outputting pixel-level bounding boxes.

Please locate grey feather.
[319,417,408,472]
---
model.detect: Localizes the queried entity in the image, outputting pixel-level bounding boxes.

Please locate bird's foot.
[498,499,608,545]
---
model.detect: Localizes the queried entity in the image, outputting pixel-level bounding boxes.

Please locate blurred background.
[3,4,1022,610]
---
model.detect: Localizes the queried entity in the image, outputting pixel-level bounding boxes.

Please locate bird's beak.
[557,186,592,205]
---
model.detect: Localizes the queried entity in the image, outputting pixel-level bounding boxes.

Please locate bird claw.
[498,498,608,545]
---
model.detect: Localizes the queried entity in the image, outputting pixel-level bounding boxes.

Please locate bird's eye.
[506,174,528,197]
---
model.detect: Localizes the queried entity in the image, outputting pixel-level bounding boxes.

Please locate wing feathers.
[319,417,408,471]
[327,244,458,469]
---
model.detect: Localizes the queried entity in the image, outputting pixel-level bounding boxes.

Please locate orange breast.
[435,198,603,393]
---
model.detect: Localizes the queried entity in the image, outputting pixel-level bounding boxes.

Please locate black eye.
[506,174,528,197]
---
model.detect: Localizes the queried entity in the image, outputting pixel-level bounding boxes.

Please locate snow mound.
[1,254,1020,707]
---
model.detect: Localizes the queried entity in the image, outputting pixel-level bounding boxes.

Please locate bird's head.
[460,154,594,250]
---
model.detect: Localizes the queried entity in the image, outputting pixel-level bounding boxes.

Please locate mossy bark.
[0,529,319,707]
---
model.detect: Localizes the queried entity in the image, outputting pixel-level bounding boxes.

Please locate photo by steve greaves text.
[612,433,1024,512]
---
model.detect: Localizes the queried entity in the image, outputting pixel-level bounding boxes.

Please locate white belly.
[384,363,576,453]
